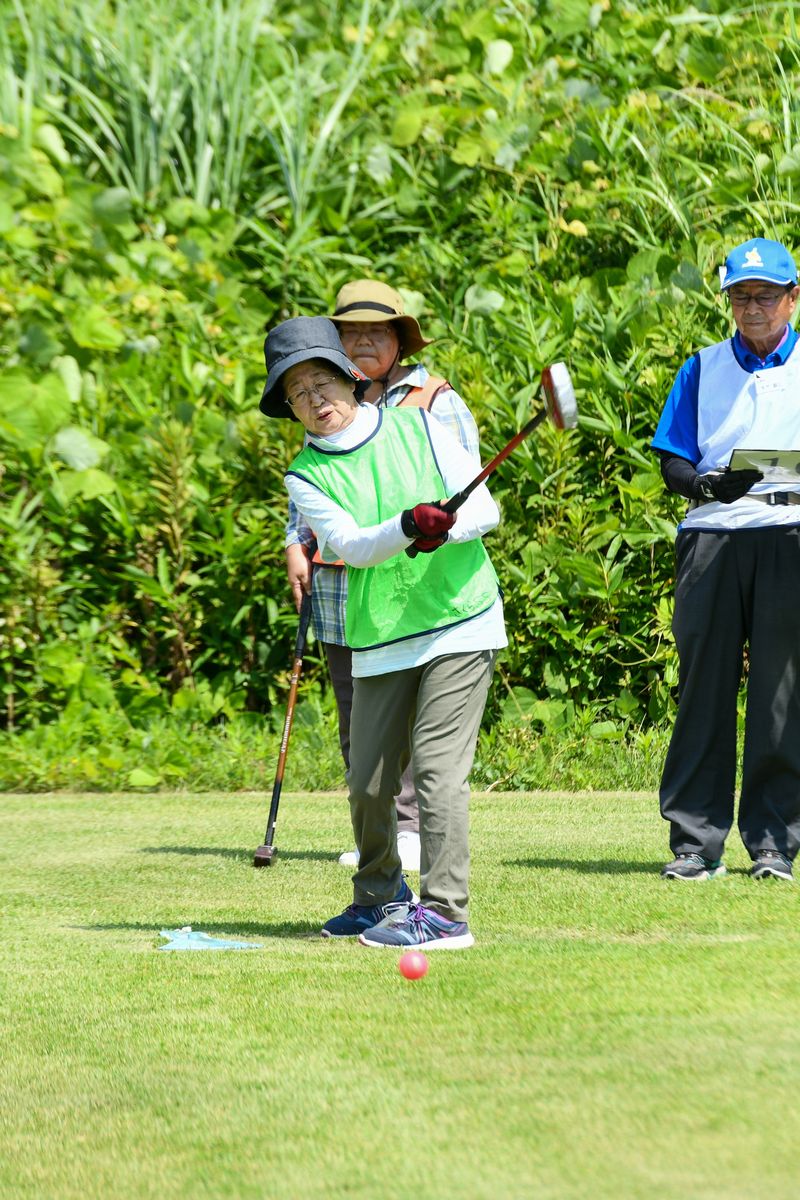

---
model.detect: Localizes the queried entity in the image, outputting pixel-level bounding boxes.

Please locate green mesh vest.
[288,408,499,651]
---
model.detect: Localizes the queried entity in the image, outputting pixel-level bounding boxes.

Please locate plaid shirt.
[285,363,481,645]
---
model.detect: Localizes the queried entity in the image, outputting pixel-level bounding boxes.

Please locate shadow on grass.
[506,856,663,875]
[140,845,332,864]
[73,920,322,939]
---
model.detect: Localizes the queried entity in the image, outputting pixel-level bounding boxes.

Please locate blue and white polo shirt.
[653,326,800,530]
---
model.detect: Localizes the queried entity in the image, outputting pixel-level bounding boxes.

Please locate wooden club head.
[541,362,578,430]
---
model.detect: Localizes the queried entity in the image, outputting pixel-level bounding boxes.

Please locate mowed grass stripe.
[2,790,799,1199]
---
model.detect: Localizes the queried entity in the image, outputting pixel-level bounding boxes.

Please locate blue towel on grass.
[158,928,262,951]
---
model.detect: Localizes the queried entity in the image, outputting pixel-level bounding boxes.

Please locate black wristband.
[400,509,420,539]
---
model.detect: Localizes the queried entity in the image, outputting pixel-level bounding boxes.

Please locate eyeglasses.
[727,287,793,309]
[338,323,396,343]
[285,375,342,408]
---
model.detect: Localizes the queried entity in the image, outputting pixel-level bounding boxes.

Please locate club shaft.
[442,410,546,514]
[262,590,312,847]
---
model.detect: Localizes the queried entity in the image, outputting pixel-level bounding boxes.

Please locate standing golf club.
[254,589,313,867]
[406,363,578,556]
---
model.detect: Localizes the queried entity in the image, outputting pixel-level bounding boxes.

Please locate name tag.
[753,372,784,396]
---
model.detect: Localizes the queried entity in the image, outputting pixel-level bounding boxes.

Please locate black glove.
[400,501,456,539]
[694,469,763,504]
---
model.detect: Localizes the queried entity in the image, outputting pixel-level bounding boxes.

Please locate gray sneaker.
[661,853,727,881]
[359,903,475,950]
[751,851,794,881]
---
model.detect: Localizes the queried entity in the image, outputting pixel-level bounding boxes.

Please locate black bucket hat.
[260,316,369,419]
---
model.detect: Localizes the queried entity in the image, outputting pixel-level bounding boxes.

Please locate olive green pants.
[347,650,497,921]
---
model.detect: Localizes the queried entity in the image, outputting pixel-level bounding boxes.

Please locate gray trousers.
[323,641,418,832]
[347,650,496,921]
[660,526,800,862]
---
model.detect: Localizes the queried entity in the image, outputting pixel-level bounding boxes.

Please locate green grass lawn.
[2,789,800,1200]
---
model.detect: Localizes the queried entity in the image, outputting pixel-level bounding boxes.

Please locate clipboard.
[728,448,800,483]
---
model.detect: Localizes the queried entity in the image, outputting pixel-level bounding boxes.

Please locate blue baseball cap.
[719,237,798,290]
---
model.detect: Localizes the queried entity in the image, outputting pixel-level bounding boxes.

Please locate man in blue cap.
[653,237,800,881]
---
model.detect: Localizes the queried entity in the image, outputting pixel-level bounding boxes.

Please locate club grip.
[294,590,312,654]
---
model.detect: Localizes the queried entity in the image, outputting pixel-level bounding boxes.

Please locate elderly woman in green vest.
[284,280,481,875]
[261,316,506,950]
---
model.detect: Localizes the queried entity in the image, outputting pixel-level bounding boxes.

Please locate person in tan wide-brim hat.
[284,278,482,873]
[330,279,431,356]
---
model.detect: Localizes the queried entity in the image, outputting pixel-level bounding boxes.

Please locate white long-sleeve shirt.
[285,404,507,676]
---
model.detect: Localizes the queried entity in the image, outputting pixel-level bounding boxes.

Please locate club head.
[253,843,276,868]
[542,362,578,430]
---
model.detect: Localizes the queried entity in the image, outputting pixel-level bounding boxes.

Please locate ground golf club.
[254,590,313,867]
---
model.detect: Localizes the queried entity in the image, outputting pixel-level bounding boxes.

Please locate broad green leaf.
[670,261,703,295]
[3,224,39,249]
[626,248,664,283]
[69,305,126,351]
[52,356,82,404]
[34,123,69,165]
[364,142,392,185]
[683,39,725,85]
[92,187,133,225]
[397,287,426,318]
[559,218,588,237]
[57,468,116,501]
[461,10,499,43]
[484,39,513,76]
[0,370,71,448]
[14,151,63,198]
[546,0,592,37]
[164,197,210,228]
[464,285,505,315]
[127,768,162,788]
[19,323,61,365]
[777,145,800,179]
[391,109,424,147]
[588,721,621,740]
[451,136,483,167]
[500,686,539,725]
[495,251,528,278]
[495,142,524,171]
[52,427,110,470]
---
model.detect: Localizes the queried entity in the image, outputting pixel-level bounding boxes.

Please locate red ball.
[398,950,429,980]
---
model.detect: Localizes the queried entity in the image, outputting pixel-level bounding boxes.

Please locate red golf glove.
[400,502,456,540]
[409,534,449,554]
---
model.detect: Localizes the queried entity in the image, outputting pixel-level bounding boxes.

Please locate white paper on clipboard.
[728,448,800,483]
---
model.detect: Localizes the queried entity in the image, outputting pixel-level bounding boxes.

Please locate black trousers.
[661,525,800,862]
[323,642,419,833]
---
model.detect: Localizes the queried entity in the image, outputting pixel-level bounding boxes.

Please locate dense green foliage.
[0,690,672,791]
[1,0,798,776]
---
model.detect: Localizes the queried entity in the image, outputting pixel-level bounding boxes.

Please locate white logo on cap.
[744,249,764,267]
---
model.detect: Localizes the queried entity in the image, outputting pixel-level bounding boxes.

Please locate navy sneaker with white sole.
[661,853,726,881]
[358,902,474,950]
[321,880,416,938]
